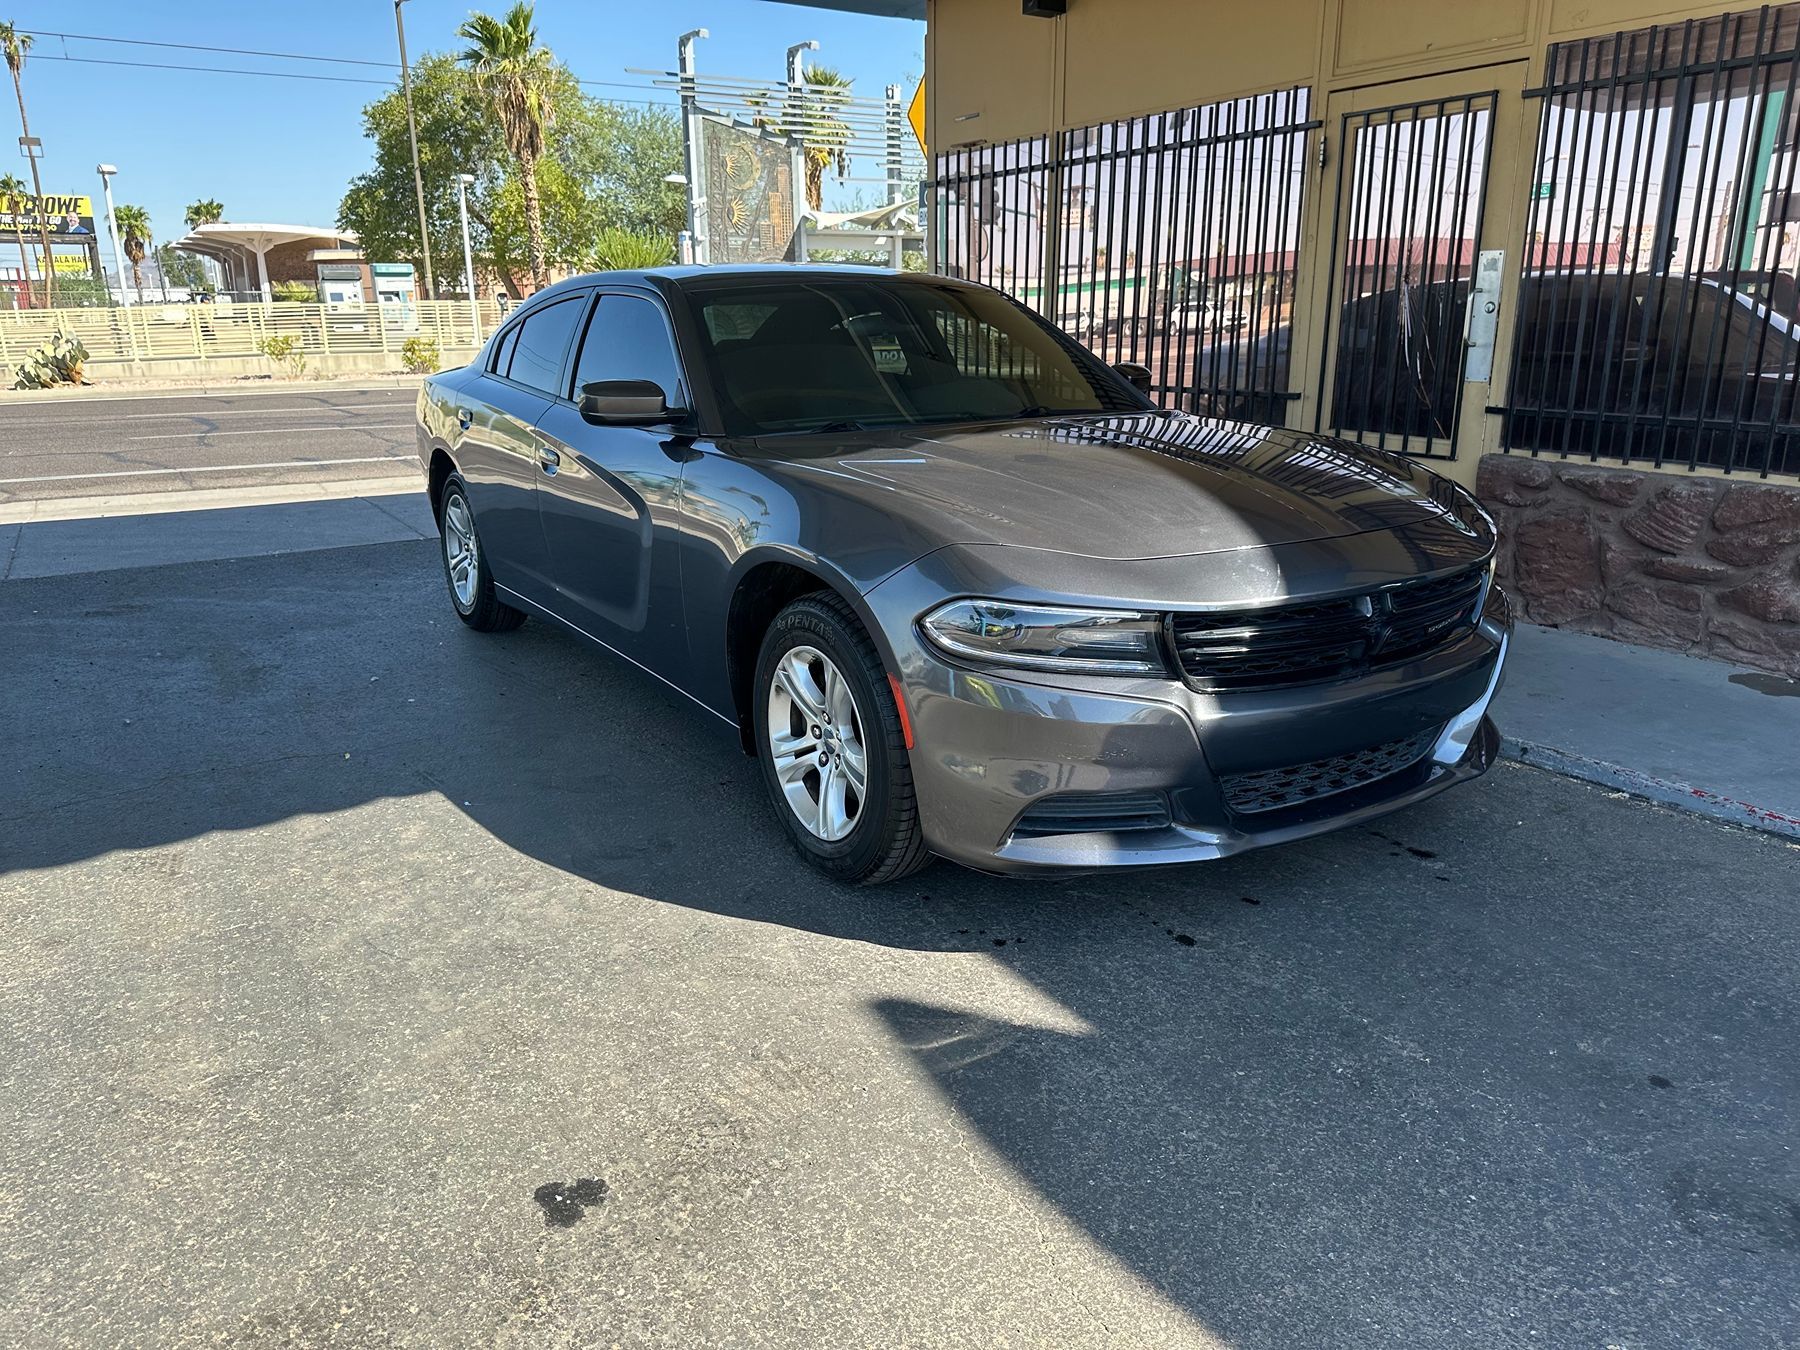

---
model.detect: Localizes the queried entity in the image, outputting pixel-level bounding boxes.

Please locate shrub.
[400,336,441,374]
[589,227,675,272]
[11,329,89,389]
[271,280,319,303]
[259,334,308,379]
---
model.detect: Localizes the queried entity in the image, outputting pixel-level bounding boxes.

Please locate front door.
[532,290,692,675]
[1300,65,1530,464]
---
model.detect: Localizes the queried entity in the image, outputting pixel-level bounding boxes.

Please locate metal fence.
[1506,3,1800,477]
[930,86,1316,421]
[0,299,502,369]
[1318,92,1498,460]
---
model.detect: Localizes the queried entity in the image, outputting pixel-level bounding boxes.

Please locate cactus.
[11,329,90,389]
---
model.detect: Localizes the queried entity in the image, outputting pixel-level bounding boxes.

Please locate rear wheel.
[440,475,525,633]
[753,593,929,885]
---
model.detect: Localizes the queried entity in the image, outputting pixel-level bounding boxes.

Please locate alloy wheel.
[443,491,479,609]
[766,644,869,842]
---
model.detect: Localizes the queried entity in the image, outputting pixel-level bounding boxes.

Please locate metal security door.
[1311,68,1526,460]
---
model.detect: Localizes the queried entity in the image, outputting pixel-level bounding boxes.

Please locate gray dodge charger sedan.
[416,265,1510,883]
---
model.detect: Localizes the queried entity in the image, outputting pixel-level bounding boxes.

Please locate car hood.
[745,411,1490,561]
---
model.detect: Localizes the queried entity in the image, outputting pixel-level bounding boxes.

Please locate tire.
[752,592,931,885]
[439,474,526,633]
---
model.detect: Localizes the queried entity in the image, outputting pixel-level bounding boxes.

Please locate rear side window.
[571,294,685,404]
[506,296,584,395]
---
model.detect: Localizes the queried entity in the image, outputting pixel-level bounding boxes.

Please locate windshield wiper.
[810,419,870,433]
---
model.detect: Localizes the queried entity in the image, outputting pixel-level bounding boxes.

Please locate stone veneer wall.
[1475,454,1800,678]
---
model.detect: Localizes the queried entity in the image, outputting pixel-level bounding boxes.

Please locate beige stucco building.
[783,0,1800,673]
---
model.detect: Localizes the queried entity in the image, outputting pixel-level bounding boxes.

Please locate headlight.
[920,599,1168,675]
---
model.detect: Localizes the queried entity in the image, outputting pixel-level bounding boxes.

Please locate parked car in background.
[417,266,1509,883]
[1189,271,1800,472]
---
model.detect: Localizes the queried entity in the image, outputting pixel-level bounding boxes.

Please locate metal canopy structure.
[173,223,359,301]
[749,0,923,16]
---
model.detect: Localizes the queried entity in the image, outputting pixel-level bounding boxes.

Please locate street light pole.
[95,163,128,307]
[677,28,708,266]
[394,0,436,299]
[456,172,480,344]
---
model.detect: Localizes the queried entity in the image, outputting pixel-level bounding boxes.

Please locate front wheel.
[439,474,526,632]
[753,593,930,885]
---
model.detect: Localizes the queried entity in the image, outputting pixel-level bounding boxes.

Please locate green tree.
[792,66,854,212]
[156,242,209,294]
[115,204,151,297]
[0,21,53,305]
[458,3,556,291]
[0,170,31,303]
[184,199,223,230]
[338,52,681,297]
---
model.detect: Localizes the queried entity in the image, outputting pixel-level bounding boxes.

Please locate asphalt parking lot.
[3,538,1798,1349]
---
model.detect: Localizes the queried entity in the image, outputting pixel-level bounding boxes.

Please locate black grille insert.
[1170,565,1487,692]
[1011,792,1172,838]
[1220,728,1440,815]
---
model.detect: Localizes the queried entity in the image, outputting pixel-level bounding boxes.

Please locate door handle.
[456,406,473,430]
[537,444,561,474]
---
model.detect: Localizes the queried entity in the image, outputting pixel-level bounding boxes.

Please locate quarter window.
[571,295,685,405]
[506,296,584,396]
[488,323,519,375]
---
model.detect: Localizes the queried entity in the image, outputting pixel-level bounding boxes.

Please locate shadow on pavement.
[4,539,1798,1347]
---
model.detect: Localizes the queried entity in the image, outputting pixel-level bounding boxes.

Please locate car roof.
[526,264,959,305]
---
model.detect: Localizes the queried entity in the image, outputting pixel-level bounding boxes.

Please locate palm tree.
[0,170,31,307]
[790,65,854,212]
[458,4,555,291]
[0,21,54,306]
[184,199,224,230]
[115,204,150,300]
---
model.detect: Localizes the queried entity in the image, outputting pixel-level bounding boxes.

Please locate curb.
[0,476,426,525]
[0,376,426,405]
[1502,737,1800,842]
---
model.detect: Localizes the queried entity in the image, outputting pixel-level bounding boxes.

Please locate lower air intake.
[1221,728,1439,815]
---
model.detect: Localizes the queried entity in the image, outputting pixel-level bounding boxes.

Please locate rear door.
[454,292,587,603]
[532,289,693,674]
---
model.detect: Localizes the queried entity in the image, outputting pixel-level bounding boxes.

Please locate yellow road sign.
[907,78,926,158]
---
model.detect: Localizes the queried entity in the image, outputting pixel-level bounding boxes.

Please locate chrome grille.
[1170,565,1487,692]
[1220,728,1439,815]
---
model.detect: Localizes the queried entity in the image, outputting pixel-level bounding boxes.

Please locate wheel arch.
[723,548,897,755]
[426,447,459,525]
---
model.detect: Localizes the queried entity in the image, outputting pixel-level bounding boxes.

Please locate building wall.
[924,0,1745,154]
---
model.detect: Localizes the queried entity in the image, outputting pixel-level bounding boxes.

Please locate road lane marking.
[125,422,413,442]
[0,456,407,486]
[106,402,413,421]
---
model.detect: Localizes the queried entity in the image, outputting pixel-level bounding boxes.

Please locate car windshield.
[682,276,1150,436]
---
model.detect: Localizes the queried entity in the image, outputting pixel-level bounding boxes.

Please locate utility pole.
[95,163,127,307]
[885,84,904,267]
[394,0,436,299]
[456,172,480,344]
[786,39,818,230]
[677,29,708,265]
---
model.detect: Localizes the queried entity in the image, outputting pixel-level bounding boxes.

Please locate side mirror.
[1114,361,1153,395]
[578,379,679,425]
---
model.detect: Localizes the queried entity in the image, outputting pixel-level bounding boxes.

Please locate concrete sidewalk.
[8,490,1795,840]
[1494,624,1800,840]
[0,489,436,581]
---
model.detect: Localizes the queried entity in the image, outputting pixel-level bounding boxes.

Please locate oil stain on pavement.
[533,1177,609,1229]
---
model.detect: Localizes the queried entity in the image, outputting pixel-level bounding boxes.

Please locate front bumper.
[878,592,1511,876]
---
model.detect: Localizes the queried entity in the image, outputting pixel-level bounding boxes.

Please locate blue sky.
[1,0,923,248]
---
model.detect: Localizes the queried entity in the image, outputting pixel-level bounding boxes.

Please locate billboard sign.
[0,191,98,240]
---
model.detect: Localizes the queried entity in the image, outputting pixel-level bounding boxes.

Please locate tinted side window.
[572,295,685,404]
[507,296,584,395]
[489,323,520,375]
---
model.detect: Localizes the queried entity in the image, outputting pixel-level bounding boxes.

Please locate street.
[0,386,420,506]
[3,538,1797,1349]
